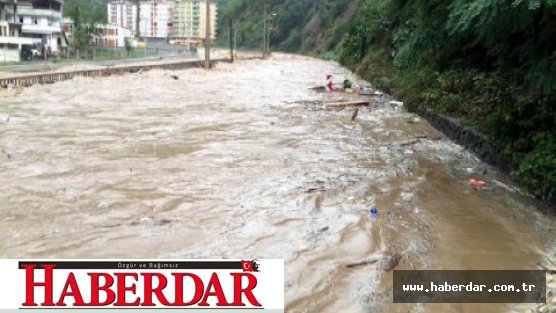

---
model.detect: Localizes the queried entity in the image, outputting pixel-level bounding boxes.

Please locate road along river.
[0,54,554,313]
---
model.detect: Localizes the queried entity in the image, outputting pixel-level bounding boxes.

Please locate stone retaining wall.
[417,106,513,174]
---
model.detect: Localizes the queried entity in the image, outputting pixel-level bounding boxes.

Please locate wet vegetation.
[218,0,556,205]
[63,0,107,47]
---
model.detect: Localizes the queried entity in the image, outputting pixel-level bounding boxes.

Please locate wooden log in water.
[325,100,372,108]
[345,257,380,269]
[351,108,359,121]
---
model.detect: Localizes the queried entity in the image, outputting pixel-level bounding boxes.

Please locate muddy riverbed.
[0,55,554,312]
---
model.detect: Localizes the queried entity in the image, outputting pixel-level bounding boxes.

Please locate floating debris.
[345,257,380,269]
[325,100,371,108]
[381,252,402,271]
[351,108,359,121]
[358,85,374,95]
[407,116,421,124]
[468,178,487,189]
[318,226,329,233]
[492,179,519,193]
[399,140,420,147]
[309,86,326,91]
[131,217,173,227]
[305,187,327,193]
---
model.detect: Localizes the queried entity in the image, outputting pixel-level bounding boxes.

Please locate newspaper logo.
[0,259,284,312]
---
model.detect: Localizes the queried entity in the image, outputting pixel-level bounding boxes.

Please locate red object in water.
[327,81,333,91]
[468,178,487,189]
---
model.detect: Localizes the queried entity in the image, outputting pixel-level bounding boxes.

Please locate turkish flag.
[242,260,253,272]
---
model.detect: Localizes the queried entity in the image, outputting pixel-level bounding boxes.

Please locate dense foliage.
[63,0,107,47]
[218,0,556,204]
[216,0,355,53]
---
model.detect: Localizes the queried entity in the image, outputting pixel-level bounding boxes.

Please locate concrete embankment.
[417,106,512,173]
[0,58,226,89]
[417,106,556,211]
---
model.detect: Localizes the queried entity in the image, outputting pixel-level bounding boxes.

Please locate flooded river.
[0,55,554,312]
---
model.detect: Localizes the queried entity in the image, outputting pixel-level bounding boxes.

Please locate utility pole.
[229,18,234,63]
[204,0,210,69]
[262,0,267,58]
[267,13,276,57]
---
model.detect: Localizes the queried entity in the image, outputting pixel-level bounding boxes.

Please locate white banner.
[0,259,284,312]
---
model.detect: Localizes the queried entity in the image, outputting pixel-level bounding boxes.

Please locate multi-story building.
[91,25,133,47]
[4,0,66,57]
[107,0,137,36]
[171,0,216,45]
[63,17,132,48]
[197,0,216,41]
[139,0,174,39]
[0,0,35,62]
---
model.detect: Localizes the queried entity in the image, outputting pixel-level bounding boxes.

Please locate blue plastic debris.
[370,207,378,216]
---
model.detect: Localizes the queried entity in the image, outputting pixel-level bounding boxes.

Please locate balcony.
[14,7,62,18]
[22,24,61,34]
[0,35,34,45]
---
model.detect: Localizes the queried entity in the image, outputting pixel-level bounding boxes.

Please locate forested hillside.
[218,0,556,205]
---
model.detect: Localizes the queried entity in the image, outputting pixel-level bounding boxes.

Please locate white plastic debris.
[359,86,374,95]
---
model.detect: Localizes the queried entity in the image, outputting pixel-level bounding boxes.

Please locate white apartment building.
[171,0,216,45]
[107,0,137,36]
[0,1,35,62]
[139,0,174,38]
[5,0,66,56]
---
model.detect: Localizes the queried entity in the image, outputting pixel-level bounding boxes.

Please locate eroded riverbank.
[0,54,554,313]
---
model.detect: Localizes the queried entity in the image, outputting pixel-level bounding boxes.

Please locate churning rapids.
[0,55,554,313]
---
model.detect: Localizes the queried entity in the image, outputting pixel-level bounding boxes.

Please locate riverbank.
[0,50,263,89]
[415,106,556,211]
[335,51,556,211]
[0,58,219,88]
[0,49,261,80]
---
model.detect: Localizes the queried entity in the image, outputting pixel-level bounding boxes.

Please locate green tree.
[64,0,107,47]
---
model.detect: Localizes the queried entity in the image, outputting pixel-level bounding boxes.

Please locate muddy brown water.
[0,55,554,312]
